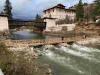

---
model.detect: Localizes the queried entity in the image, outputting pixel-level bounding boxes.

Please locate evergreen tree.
[93,0,100,19]
[76,0,84,21]
[3,0,12,19]
[35,14,41,20]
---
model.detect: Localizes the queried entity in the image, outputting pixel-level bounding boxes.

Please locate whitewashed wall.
[44,19,56,31]
[44,18,76,31]
[57,24,76,31]
[43,8,76,20]
[0,16,9,31]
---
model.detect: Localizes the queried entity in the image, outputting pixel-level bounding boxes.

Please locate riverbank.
[76,36,100,46]
[5,35,100,75]
[8,46,52,75]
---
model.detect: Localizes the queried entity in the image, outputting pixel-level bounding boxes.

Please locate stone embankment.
[76,36,100,45]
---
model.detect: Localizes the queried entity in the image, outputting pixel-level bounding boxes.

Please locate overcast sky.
[0,0,94,20]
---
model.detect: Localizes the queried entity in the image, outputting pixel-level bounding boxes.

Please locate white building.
[0,15,9,31]
[42,4,76,31]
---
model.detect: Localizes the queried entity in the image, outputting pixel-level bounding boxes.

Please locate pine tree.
[93,0,100,19]
[35,14,41,20]
[76,0,84,21]
[3,0,12,20]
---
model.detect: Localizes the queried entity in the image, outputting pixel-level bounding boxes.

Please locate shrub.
[0,42,14,75]
[0,43,51,75]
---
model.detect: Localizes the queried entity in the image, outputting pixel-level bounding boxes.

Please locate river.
[11,30,58,40]
[12,30,100,75]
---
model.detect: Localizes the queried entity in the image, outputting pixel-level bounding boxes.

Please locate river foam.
[43,49,85,74]
[34,43,100,75]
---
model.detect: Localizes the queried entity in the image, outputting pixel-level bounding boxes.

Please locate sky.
[0,0,94,20]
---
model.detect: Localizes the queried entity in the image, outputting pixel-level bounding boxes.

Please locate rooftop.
[0,14,8,17]
[43,4,75,12]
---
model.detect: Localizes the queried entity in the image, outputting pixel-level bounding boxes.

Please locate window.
[53,9,54,12]
[44,11,46,14]
[49,14,51,18]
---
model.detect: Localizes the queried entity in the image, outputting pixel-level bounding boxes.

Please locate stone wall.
[44,18,76,31]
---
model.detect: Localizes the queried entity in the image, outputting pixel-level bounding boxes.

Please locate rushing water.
[36,44,100,75]
[12,31,100,75]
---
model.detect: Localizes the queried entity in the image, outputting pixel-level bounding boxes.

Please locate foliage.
[35,14,41,20]
[0,42,14,75]
[34,14,46,30]
[93,0,100,20]
[76,0,84,21]
[83,3,88,6]
[91,0,100,20]
[3,0,12,19]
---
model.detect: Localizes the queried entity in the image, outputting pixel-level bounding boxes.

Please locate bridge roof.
[9,19,34,22]
[0,14,8,17]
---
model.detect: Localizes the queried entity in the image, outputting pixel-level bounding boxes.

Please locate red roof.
[43,4,75,12]
[43,4,65,12]
[56,4,65,8]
